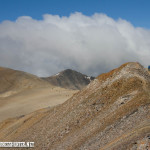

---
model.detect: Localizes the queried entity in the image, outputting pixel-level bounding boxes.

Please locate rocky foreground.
[0,62,150,150]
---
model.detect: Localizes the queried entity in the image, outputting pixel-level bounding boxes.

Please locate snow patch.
[85,76,91,81]
[54,73,60,76]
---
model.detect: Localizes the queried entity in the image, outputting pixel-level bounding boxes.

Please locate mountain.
[0,66,51,96]
[0,67,77,122]
[0,62,149,150]
[42,69,95,90]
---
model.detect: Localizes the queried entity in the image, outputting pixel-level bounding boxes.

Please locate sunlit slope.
[0,67,77,122]
[0,67,51,96]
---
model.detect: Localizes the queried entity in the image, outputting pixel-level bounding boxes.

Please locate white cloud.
[0,12,150,77]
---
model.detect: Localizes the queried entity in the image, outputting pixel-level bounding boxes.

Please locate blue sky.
[0,0,150,28]
[0,0,150,76]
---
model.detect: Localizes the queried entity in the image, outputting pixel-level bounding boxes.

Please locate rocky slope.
[0,62,150,150]
[42,69,95,90]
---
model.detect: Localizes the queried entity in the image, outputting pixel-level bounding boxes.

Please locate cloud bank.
[0,12,150,76]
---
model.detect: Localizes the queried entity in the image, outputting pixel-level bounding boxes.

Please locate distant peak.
[43,69,95,90]
[64,69,73,72]
[61,69,74,73]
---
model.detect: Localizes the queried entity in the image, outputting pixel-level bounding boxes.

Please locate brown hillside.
[0,66,51,95]
[0,67,77,122]
[0,62,149,150]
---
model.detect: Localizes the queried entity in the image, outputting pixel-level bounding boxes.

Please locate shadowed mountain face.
[0,62,150,150]
[42,69,95,90]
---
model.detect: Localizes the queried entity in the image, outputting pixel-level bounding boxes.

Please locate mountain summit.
[0,62,149,150]
[42,69,95,90]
